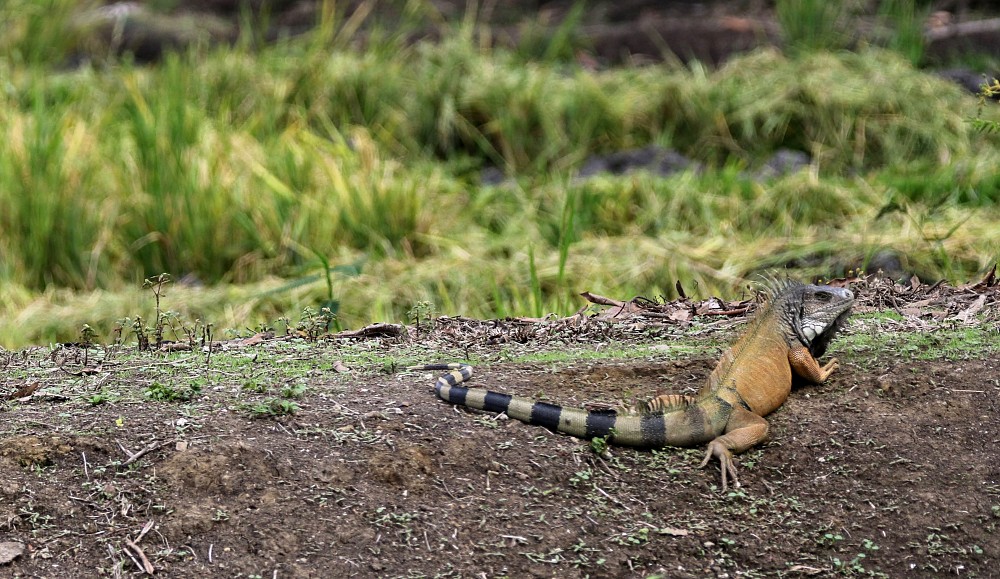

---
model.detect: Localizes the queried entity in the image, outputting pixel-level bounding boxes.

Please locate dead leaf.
[668,308,693,322]
[7,382,40,400]
[239,333,266,346]
[333,361,351,373]
[657,528,690,537]
[61,365,103,376]
[579,291,625,307]
[953,294,987,324]
[160,342,192,352]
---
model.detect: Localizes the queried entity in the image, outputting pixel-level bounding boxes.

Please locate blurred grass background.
[0,0,998,347]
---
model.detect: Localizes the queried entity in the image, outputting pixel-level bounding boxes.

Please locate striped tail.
[409,363,714,448]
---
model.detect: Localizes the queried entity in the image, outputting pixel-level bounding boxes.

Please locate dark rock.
[935,68,999,98]
[866,249,906,280]
[172,0,300,16]
[578,145,699,178]
[585,15,778,66]
[755,148,811,180]
[71,3,235,63]
[479,166,506,186]
[926,16,1000,64]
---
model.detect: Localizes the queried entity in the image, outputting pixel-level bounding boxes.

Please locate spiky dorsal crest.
[705,275,804,389]
[742,274,803,332]
[754,273,801,303]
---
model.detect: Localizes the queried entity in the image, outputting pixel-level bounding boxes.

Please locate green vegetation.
[842,312,1000,362]
[776,0,850,54]
[144,379,202,402]
[0,2,999,348]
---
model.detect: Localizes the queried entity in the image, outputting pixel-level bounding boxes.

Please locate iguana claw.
[701,440,740,491]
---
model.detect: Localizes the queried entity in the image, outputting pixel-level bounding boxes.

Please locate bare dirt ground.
[1,276,998,578]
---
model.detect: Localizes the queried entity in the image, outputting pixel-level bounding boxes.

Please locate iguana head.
[788,282,854,358]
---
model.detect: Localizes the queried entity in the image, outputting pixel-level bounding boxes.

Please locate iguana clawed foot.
[819,357,840,381]
[701,440,740,491]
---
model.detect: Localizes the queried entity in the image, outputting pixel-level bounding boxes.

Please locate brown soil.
[1,280,999,577]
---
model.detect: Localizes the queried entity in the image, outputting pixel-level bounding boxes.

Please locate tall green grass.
[775,0,850,54]
[878,0,930,66]
[0,0,85,66]
[0,3,999,347]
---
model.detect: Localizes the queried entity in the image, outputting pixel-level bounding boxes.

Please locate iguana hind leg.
[699,408,769,491]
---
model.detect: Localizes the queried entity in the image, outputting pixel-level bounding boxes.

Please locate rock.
[479,166,507,186]
[578,145,699,178]
[0,542,25,565]
[755,148,811,179]
[71,3,235,63]
[935,68,999,98]
[867,249,906,280]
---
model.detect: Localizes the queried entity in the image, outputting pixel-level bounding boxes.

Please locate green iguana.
[410,279,854,490]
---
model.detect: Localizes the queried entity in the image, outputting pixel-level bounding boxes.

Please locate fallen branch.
[118,438,177,466]
[124,538,154,574]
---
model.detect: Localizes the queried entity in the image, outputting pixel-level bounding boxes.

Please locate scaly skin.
[411,279,854,490]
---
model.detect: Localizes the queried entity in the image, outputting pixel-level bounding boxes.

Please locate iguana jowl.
[411,279,853,490]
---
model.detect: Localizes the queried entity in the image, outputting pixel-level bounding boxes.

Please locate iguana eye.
[816,291,832,302]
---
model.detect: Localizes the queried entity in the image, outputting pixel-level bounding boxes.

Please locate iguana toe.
[701,440,740,491]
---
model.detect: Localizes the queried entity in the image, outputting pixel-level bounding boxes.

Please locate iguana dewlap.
[411,279,854,490]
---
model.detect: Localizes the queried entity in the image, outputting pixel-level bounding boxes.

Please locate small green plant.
[87,389,119,406]
[818,532,845,546]
[143,273,171,349]
[569,469,593,487]
[297,306,336,341]
[472,415,499,429]
[613,526,651,546]
[78,323,97,365]
[305,247,355,329]
[832,549,886,577]
[132,317,151,352]
[242,378,267,393]
[79,324,96,346]
[280,383,307,399]
[589,433,611,459]
[246,398,299,418]
[18,503,55,530]
[144,380,202,402]
[972,78,1000,135]
[406,301,436,332]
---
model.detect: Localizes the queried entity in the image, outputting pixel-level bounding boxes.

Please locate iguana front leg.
[789,346,839,383]
[699,408,769,491]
